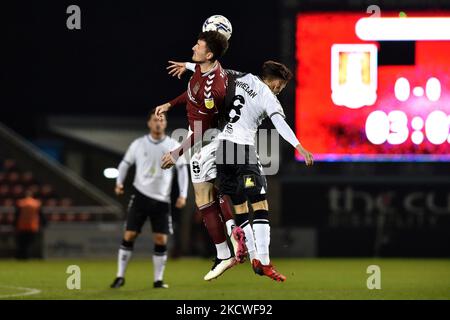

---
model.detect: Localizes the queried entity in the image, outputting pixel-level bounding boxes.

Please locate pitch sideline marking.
[0,285,42,299]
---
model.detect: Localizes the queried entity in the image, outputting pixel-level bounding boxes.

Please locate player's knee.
[253,209,270,227]
[234,201,249,214]
[154,243,167,255]
[249,196,268,211]
[124,230,138,242]
[153,233,167,245]
[230,193,247,206]
[121,238,135,250]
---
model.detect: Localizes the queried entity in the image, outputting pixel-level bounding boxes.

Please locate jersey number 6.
[228,95,245,123]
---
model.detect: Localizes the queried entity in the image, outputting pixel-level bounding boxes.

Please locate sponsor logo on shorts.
[243,175,256,188]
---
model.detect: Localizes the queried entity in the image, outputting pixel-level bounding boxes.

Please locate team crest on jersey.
[204,98,215,109]
[243,175,256,188]
[193,82,200,95]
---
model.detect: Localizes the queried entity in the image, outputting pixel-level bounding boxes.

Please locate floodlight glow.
[103,168,119,179]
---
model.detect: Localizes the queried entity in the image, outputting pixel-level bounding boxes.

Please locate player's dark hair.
[260,60,293,82]
[147,108,167,121]
[198,31,228,61]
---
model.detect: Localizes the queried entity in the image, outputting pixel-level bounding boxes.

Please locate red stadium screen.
[295,12,450,161]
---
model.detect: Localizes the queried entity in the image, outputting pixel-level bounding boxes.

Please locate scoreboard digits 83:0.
[295,12,450,161]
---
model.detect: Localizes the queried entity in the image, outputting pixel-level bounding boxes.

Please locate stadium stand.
[0,122,123,257]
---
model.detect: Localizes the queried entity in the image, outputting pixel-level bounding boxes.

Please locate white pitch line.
[0,285,42,299]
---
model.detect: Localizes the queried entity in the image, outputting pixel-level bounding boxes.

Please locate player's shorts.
[125,187,173,234]
[189,139,220,184]
[216,139,267,201]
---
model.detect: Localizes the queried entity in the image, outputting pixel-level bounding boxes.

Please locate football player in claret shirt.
[155,31,246,281]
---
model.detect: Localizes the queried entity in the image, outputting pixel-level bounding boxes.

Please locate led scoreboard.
[295,12,450,161]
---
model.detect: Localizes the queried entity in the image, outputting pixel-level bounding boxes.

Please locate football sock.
[235,212,257,261]
[216,241,232,260]
[117,239,134,277]
[217,192,236,236]
[199,201,231,259]
[225,220,236,237]
[253,210,271,265]
[153,244,168,282]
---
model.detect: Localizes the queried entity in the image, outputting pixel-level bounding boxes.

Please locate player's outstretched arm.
[155,91,188,119]
[167,61,196,79]
[271,113,314,166]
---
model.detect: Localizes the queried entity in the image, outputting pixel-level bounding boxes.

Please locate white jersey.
[218,73,286,146]
[117,135,188,203]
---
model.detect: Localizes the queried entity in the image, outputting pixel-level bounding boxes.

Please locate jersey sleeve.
[225,69,246,77]
[122,139,139,165]
[168,91,187,107]
[117,139,138,185]
[271,113,300,148]
[263,89,286,119]
[185,62,196,72]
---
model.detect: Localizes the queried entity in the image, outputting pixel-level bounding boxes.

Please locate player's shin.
[198,201,231,259]
[117,239,134,277]
[217,192,236,236]
[153,244,168,282]
[253,210,270,265]
[234,212,257,261]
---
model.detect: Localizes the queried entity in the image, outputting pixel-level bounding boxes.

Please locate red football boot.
[252,259,286,282]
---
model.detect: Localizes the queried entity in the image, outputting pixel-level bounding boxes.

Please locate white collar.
[201,61,219,77]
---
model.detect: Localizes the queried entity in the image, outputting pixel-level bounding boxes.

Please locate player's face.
[148,114,167,134]
[266,79,288,95]
[192,40,212,63]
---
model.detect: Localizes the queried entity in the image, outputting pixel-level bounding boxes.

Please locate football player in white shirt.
[168,60,313,281]
[110,109,189,289]
[216,61,313,282]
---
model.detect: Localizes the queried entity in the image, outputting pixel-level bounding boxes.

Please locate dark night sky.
[3,0,279,126]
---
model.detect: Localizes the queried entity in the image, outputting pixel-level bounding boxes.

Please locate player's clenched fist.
[175,196,187,209]
[115,183,124,195]
[161,152,176,169]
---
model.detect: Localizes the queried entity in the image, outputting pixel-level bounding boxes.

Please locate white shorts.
[189,139,220,184]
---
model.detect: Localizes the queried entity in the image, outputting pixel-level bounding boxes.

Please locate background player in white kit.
[216,61,314,281]
[110,109,189,289]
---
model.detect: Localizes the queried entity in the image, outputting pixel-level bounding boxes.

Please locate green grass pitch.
[0,258,449,299]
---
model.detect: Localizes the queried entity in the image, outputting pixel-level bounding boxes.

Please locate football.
[202,15,232,40]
